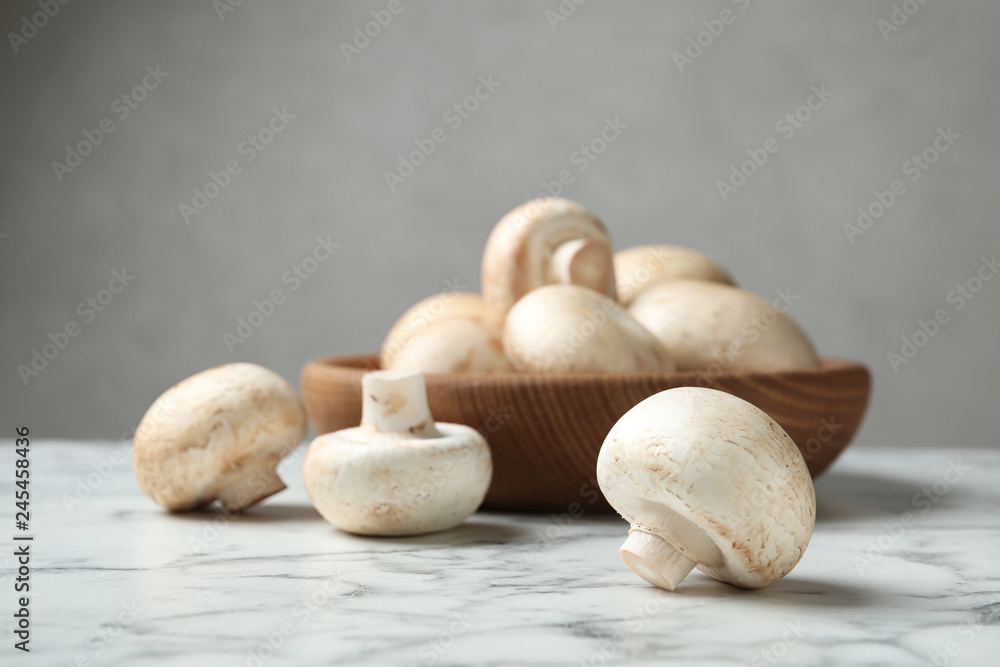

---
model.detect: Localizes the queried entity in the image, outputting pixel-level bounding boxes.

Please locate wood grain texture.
[301,355,871,513]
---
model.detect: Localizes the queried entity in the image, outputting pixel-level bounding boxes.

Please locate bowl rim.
[303,353,870,385]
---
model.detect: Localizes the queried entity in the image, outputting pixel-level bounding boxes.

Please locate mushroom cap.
[628,280,819,372]
[614,245,736,306]
[597,387,815,589]
[133,363,307,511]
[481,197,616,323]
[303,423,492,536]
[381,292,487,369]
[385,317,513,374]
[503,284,675,373]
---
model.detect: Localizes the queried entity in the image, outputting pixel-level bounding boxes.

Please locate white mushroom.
[628,280,820,372]
[133,363,307,512]
[381,292,511,374]
[503,284,675,373]
[597,387,816,590]
[303,370,492,536]
[482,198,616,324]
[614,244,735,307]
[380,292,488,368]
[387,317,513,374]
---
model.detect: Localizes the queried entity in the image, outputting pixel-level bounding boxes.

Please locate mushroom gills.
[619,500,724,591]
[551,238,612,289]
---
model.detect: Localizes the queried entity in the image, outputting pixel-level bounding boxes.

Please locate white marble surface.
[1,441,998,666]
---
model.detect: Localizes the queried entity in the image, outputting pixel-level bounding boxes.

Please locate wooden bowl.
[301,354,870,513]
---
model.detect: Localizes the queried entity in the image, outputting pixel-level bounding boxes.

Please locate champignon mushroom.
[503,284,675,373]
[133,363,307,512]
[482,198,616,324]
[628,280,819,372]
[381,292,488,369]
[597,387,815,590]
[387,317,513,374]
[303,370,492,536]
[614,244,735,307]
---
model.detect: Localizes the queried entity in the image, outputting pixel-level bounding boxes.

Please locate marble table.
[1,441,997,666]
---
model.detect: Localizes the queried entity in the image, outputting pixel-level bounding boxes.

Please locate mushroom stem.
[619,529,696,591]
[361,370,441,437]
[216,462,286,512]
[552,238,612,291]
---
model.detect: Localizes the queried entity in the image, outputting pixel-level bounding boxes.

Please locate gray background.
[1,1,997,448]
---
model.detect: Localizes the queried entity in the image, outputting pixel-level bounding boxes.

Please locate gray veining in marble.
[1,441,998,666]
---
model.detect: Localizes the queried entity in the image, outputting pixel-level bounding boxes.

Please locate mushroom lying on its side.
[482,197,616,324]
[133,363,307,512]
[380,292,512,374]
[628,280,819,372]
[597,387,815,590]
[614,244,735,307]
[304,370,493,536]
[503,284,675,373]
